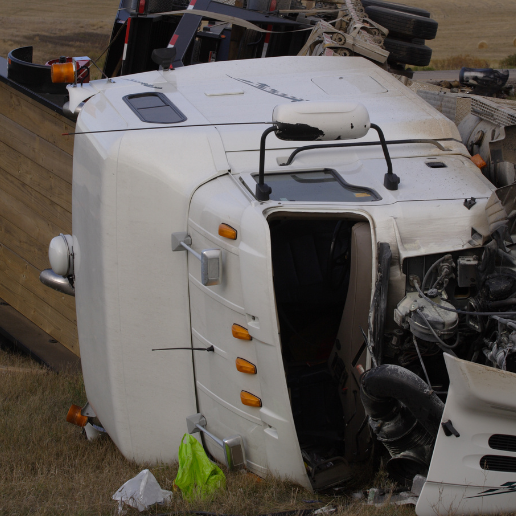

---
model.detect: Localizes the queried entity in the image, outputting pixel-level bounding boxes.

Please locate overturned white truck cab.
[47,57,516,514]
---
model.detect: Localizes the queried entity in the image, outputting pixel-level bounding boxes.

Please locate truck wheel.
[384,38,433,66]
[361,0,430,18]
[365,6,438,40]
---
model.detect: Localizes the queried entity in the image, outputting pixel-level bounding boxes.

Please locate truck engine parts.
[360,364,444,483]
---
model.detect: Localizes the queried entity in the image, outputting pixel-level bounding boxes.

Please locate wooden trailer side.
[0,81,79,356]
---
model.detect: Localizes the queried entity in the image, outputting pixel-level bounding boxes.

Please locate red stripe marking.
[169,34,179,47]
[124,18,132,44]
[263,0,276,47]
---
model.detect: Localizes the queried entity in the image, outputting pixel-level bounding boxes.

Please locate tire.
[412,38,425,45]
[384,38,433,66]
[365,6,438,40]
[360,0,430,18]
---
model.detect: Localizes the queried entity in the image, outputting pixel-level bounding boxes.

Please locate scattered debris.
[112,469,173,513]
[460,67,510,96]
[313,506,336,514]
[175,434,226,501]
[84,422,106,441]
[356,474,426,507]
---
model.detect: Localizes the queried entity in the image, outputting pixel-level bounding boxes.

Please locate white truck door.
[185,178,309,487]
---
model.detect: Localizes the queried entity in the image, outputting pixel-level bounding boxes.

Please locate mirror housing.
[272,101,370,141]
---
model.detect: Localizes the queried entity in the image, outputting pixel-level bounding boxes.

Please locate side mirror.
[272,101,370,141]
[256,101,399,200]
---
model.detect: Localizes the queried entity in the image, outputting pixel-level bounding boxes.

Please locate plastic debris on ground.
[174,433,226,501]
[351,474,426,507]
[112,469,173,513]
[313,506,336,514]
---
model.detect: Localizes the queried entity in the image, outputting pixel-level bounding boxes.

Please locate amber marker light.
[51,62,76,84]
[236,357,257,374]
[232,323,252,340]
[471,154,486,169]
[241,390,262,407]
[66,404,88,427]
[218,223,237,240]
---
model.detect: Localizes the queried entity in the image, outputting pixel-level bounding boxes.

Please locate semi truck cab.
[44,56,516,514]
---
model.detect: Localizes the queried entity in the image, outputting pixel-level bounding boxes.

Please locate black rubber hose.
[360,364,444,438]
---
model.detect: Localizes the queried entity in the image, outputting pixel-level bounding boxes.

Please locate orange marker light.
[51,62,76,84]
[236,357,257,374]
[219,223,237,240]
[471,154,486,169]
[241,390,262,407]
[66,404,88,427]
[232,323,252,340]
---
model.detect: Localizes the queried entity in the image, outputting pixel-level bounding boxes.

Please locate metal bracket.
[172,232,222,286]
[186,413,246,470]
[464,197,477,210]
[81,401,96,417]
[172,232,191,251]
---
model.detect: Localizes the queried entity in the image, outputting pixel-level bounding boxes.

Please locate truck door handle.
[172,232,222,286]
[186,413,246,470]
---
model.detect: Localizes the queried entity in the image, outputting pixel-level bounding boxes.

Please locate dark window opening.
[252,169,381,203]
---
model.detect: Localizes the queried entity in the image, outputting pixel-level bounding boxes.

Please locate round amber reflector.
[236,357,257,374]
[66,404,88,427]
[232,323,252,340]
[51,62,76,84]
[241,390,262,407]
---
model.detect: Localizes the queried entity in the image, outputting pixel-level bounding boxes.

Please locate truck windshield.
[252,169,380,202]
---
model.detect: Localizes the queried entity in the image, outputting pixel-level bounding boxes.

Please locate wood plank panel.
[0,112,73,183]
[0,244,78,355]
[0,215,49,273]
[0,83,78,355]
[0,82,75,155]
[0,164,72,245]
[0,240,77,323]
[0,138,72,212]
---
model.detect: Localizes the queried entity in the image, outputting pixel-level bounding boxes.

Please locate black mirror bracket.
[256,121,399,198]
[256,126,275,201]
[370,123,400,191]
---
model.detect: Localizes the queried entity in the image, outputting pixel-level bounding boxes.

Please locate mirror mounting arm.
[370,123,400,191]
[256,126,275,201]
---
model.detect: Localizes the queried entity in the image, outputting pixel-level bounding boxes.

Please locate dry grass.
[403,0,516,65]
[0,0,119,66]
[0,349,414,516]
[500,54,516,68]
[430,54,491,70]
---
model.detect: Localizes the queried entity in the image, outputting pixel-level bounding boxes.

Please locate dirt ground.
[0,0,515,68]
[0,0,120,66]
[407,0,516,65]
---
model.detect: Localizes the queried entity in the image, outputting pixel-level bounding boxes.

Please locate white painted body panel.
[417,355,516,516]
[71,56,498,491]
